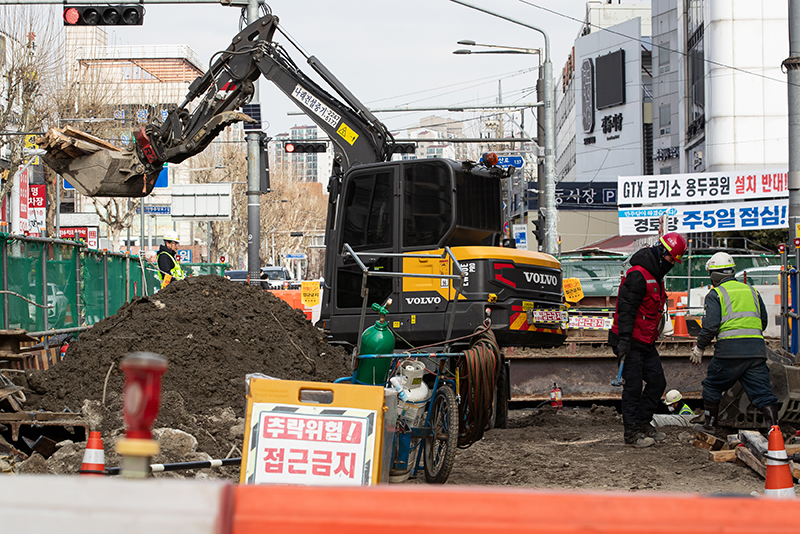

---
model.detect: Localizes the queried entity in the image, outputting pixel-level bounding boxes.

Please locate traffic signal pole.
[245,0,262,285]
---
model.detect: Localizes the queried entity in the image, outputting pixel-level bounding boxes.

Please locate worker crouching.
[609,232,687,448]
[690,252,780,435]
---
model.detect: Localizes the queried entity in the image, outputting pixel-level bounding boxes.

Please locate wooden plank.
[695,430,727,451]
[785,444,800,455]
[708,449,737,462]
[739,430,769,458]
[62,126,121,152]
[736,446,766,479]
[693,439,713,450]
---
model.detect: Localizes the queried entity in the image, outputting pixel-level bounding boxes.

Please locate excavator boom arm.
[41,14,393,197]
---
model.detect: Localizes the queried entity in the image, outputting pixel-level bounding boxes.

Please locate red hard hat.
[659,232,687,263]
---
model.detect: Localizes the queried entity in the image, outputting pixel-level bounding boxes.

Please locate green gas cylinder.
[354,302,395,385]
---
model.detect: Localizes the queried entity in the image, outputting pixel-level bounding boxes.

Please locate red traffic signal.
[63,5,144,26]
[284,141,326,153]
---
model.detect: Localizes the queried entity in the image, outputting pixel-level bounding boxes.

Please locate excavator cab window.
[341,171,394,250]
[403,161,453,248]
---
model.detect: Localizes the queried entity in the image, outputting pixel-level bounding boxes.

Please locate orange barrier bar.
[271,289,312,320]
[231,485,800,534]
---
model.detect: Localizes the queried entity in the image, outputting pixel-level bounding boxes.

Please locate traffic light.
[532,210,546,247]
[389,143,416,154]
[63,5,144,26]
[284,141,327,153]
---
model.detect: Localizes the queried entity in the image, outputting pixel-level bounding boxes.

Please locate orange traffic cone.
[672,311,690,338]
[764,425,795,498]
[80,431,106,476]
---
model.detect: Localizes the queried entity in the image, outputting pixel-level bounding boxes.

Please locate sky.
[23,0,592,138]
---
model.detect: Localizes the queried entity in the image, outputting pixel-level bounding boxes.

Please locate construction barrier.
[0,233,228,333]
[3,476,800,534]
[271,289,312,321]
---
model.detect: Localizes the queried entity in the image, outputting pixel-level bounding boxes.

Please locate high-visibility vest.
[714,280,763,341]
[157,251,186,282]
[677,403,694,416]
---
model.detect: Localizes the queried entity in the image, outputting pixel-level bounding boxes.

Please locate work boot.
[638,422,666,442]
[624,426,656,448]
[693,401,720,436]
[761,404,780,429]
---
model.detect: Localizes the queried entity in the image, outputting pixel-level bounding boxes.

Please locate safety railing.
[341,244,466,354]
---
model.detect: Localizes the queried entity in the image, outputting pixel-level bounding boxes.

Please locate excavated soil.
[14,275,351,469]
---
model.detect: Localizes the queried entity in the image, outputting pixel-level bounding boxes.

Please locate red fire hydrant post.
[115,352,168,478]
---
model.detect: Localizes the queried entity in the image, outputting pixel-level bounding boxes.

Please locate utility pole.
[245,0,262,285]
[450,0,557,255]
[788,0,800,249]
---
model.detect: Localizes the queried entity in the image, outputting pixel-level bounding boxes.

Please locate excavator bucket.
[38,127,156,198]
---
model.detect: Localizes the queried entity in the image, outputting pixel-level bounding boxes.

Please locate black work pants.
[621,343,667,428]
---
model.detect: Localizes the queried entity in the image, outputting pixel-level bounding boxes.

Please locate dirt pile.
[18,275,352,466]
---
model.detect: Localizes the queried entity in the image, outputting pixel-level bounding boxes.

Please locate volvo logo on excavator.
[405,296,442,305]
[524,272,559,287]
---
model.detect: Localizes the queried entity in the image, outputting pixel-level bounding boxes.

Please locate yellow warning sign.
[24,134,40,165]
[337,122,359,145]
[301,281,320,308]
[563,277,584,303]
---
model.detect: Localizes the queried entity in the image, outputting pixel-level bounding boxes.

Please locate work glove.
[616,338,631,361]
[690,345,704,365]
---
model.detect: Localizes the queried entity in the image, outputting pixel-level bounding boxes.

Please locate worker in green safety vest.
[157,230,186,288]
[651,389,696,427]
[690,252,779,435]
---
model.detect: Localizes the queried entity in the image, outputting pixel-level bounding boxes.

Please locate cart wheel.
[423,385,458,484]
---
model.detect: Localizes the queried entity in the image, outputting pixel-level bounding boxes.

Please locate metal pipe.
[75,247,82,326]
[27,325,90,338]
[41,244,49,349]
[2,238,8,329]
[105,457,241,476]
[103,252,109,318]
[782,246,789,351]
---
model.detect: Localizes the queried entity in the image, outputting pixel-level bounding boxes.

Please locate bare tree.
[0,7,61,209]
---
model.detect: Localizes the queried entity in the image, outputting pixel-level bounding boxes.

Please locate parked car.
[47,284,68,328]
[736,265,782,286]
[260,266,300,290]
[224,270,269,289]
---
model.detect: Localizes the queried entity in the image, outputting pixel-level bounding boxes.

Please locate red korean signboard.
[247,404,376,486]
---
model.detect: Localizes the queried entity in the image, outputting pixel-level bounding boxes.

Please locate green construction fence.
[0,233,228,333]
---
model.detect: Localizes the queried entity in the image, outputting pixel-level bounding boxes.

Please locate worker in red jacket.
[609,232,687,448]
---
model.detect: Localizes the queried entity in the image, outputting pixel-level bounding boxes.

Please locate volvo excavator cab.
[322,158,566,350]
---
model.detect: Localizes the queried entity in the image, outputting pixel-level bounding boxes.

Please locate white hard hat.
[664,389,682,405]
[163,230,179,243]
[706,252,735,271]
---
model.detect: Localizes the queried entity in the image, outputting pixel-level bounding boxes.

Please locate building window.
[658,41,670,73]
[659,104,671,135]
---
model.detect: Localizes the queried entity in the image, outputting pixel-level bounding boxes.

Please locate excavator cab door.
[329,165,401,343]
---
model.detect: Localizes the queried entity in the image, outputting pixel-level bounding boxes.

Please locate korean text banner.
[618,198,788,236]
[618,170,787,205]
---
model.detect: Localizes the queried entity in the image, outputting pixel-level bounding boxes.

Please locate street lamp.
[453,40,544,250]
[450,0,557,256]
